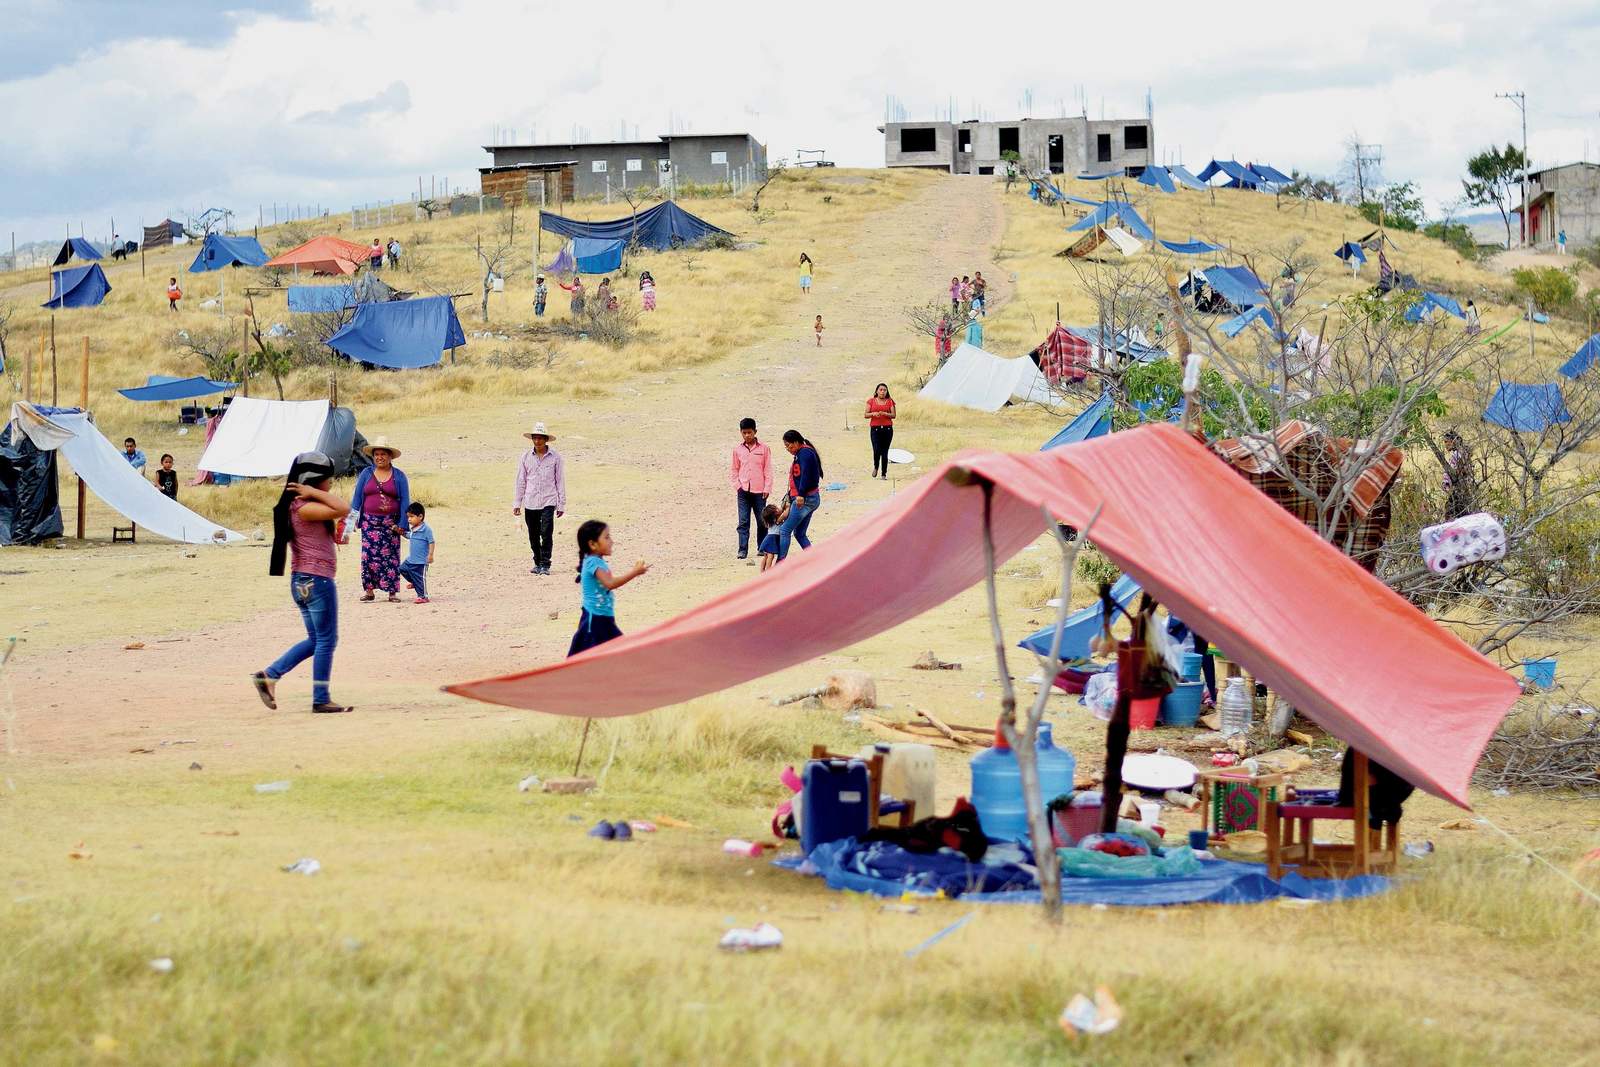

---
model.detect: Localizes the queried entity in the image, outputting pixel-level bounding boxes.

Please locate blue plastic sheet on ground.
[779,837,1391,906]
[1160,238,1224,255]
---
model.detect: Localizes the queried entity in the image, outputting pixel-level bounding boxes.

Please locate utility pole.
[1497,90,1529,246]
[1352,143,1382,204]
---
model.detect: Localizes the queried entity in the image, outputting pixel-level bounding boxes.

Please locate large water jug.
[1219,677,1254,737]
[970,728,1028,842]
[1035,722,1077,807]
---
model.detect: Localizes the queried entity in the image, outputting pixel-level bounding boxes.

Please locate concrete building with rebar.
[879,116,1153,177]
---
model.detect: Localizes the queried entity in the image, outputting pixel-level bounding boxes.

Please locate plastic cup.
[1188,829,1208,851]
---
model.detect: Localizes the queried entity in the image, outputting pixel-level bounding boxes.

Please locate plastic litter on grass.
[718,923,783,952]
[281,858,322,876]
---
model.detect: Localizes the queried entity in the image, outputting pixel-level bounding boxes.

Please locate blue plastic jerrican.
[971,724,1077,842]
[801,759,872,856]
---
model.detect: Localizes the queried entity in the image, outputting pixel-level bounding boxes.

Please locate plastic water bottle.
[970,726,1028,842]
[1219,677,1253,737]
[1035,722,1077,807]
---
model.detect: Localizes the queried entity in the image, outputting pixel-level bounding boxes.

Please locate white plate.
[1120,753,1198,792]
[887,448,915,464]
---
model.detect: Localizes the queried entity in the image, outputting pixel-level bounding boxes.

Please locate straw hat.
[363,436,403,460]
[523,422,555,441]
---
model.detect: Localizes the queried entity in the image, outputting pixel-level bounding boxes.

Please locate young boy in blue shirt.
[399,502,436,604]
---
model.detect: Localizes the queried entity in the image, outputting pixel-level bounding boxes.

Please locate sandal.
[359,592,375,603]
[312,702,354,714]
[251,672,277,710]
[387,594,400,603]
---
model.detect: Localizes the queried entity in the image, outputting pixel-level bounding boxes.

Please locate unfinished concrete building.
[480,133,767,206]
[879,116,1153,177]
[1525,162,1600,248]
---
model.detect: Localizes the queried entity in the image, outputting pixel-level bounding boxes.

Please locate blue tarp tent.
[1160,238,1225,255]
[1484,383,1572,432]
[42,264,111,308]
[1191,265,1268,309]
[1018,573,1142,663]
[1040,393,1113,450]
[1335,241,1367,265]
[1168,164,1208,191]
[1403,292,1467,323]
[1076,170,1121,181]
[1558,335,1600,379]
[545,237,626,276]
[52,237,102,266]
[1136,166,1177,194]
[1220,305,1278,338]
[1248,162,1293,185]
[539,201,731,252]
[288,285,356,312]
[188,233,269,272]
[1197,159,1260,189]
[326,295,466,370]
[1067,201,1155,241]
[118,375,236,402]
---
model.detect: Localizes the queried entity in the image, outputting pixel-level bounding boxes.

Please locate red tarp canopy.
[448,425,1519,806]
[264,235,371,276]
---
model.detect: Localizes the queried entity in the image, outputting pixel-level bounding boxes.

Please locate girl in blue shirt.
[568,520,649,656]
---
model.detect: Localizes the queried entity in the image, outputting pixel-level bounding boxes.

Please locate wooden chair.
[112,523,137,544]
[1264,751,1400,880]
[810,745,916,829]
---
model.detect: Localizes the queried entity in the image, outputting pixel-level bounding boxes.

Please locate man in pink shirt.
[512,422,566,575]
[731,417,772,561]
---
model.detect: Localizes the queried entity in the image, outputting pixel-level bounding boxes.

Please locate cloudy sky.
[3,0,1597,247]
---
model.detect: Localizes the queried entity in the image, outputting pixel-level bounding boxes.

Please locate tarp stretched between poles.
[52,237,102,266]
[142,220,183,248]
[189,233,269,272]
[198,396,330,477]
[117,375,236,402]
[447,425,1521,807]
[8,403,242,544]
[265,235,371,276]
[539,201,731,251]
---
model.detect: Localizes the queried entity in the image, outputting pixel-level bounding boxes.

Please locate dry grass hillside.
[1,170,1597,1066]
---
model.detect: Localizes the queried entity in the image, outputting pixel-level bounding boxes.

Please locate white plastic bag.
[1085,670,1118,721]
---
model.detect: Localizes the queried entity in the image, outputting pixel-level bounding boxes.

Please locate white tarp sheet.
[1102,225,1145,256]
[918,343,1059,413]
[198,396,329,478]
[8,403,241,544]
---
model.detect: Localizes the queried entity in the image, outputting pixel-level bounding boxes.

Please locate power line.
[1496,91,1529,246]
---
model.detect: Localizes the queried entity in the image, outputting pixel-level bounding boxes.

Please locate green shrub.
[1075,545,1121,588]
[1510,266,1579,314]
[1423,220,1478,260]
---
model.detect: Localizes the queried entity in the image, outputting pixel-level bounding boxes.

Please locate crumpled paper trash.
[281,858,322,876]
[718,922,783,952]
[1059,986,1122,1036]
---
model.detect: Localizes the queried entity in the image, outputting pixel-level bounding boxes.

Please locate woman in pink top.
[349,437,409,601]
[254,452,353,714]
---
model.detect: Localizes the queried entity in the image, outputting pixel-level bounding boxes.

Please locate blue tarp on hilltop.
[42,263,111,308]
[1194,265,1268,309]
[287,285,356,313]
[1249,162,1293,185]
[53,237,102,266]
[1040,393,1113,451]
[1018,573,1142,663]
[1168,164,1208,191]
[1484,382,1572,432]
[1160,238,1225,255]
[326,295,466,370]
[117,375,237,402]
[1336,241,1367,264]
[1136,165,1177,194]
[1403,292,1467,323]
[539,201,731,252]
[1198,159,1259,187]
[188,233,269,273]
[1558,334,1600,379]
[1067,201,1155,241]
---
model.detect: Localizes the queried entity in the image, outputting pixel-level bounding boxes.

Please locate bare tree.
[748,162,786,213]
[171,323,243,383]
[0,301,14,391]
[474,216,522,323]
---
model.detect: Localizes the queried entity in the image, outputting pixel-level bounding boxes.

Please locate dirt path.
[6,177,1006,763]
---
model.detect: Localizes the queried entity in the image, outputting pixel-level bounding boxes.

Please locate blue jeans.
[264,574,338,705]
[777,493,819,560]
[399,561,428,598]
[736,489,768,555]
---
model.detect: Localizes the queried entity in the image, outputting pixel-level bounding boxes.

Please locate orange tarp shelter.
[264,236,371,276]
